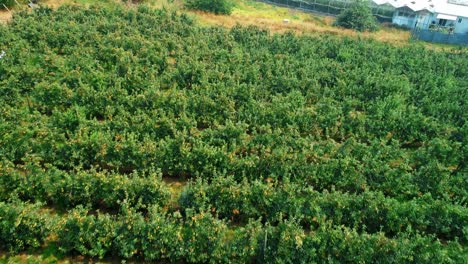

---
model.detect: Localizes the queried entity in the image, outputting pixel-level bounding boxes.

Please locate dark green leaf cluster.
[185,0,234,15]
[333,0,379,31]
[0,0,17,9]
[0,201,51,253]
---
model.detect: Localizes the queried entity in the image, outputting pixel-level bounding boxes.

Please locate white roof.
[436,13,458,19]
[372,0,468,18]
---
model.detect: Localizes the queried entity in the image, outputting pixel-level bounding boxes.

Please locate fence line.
[254,0,394,22]
[412,29,468,46]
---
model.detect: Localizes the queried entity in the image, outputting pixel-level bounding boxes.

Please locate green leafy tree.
[334,0,379,32]
[185,0,234,15]
[0,0,16,9]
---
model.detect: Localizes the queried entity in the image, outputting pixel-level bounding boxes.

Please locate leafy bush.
[333,0,379,32]
[121,0,150,4]
[0,0,16,9]
[58,206,116,259]
[0,201,51,253]
[185,0,233,15]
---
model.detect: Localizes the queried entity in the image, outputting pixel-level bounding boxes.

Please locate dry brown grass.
[0,10,12,24]
[44,0,67,7]
[192,10,411,46]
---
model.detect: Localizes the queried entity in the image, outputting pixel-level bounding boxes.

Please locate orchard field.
[0,5,467,263]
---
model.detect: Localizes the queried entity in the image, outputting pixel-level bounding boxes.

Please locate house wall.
[427,13,468,34]
[392,8,417,28]
[454,17,468,34]
[396,10,468,34]
[415,12,433,29]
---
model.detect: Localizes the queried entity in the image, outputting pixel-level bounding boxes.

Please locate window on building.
[397,9,416,18]
[438,19,448,26]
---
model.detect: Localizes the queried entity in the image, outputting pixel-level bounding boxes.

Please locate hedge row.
[56,206,466,263]
[0,201,465,262]
[0,162,171,211]
[180,176,468,242]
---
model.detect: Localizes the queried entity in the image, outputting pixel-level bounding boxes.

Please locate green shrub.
[58,206,116,259]
[333,0,379,32]
[185,0,233,15]
[256,220,307,263]
[140,207,184,261]
[0,201,50,253]
[0,0,16,9]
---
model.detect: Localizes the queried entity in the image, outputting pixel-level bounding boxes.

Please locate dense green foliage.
[0,163,171,211]
[185,0,234,15]
[0,4,467,261]
[0,201,51,253]
[334,0,379,31]
[55,206,466,262]
[1,0,17,9]
[180,177,467,242]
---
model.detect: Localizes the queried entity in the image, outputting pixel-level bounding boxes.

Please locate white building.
[372,0,468,34]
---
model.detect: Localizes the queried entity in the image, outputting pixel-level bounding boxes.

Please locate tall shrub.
[185,0,233,15]
[0,0,17,9]
[334,0,379,32]
[0,202,51,253]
